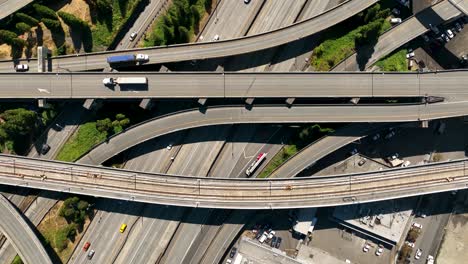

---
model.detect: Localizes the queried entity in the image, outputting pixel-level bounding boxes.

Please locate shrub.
[57,11,88,30]
[41,18,62,32]
[16,22,32,33]
[0,30,18,44]
[33,4,58,20]
[16,13,39,26]
[59,197,89,225]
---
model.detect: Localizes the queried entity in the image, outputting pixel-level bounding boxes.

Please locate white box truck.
[103,77,147,86]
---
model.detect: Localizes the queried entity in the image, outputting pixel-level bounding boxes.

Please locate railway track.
[0,155,466,209]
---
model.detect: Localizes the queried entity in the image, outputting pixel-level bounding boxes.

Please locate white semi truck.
[102,77,147,86]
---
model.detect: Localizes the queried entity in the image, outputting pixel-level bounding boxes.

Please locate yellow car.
[119,224,127,233]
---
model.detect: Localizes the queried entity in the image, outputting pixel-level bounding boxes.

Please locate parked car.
[212,34,220,41]
[412,222,423,229]
[41,144,51,155]
[166,144,172,150]
[375,246,383,256]
[271,236,277,247]
[401,160,411,167]
[349,148,358,156]
[390,18,402,24]
[429,23,440,34]
[385,130,396,139]
[244,0,251,3]
[275,237,282,248]
[358,158,367,166]
[422,34,430,42]
[406,51,415,59]
[372,133,380,141]
[229,247,237,258]
[455,22,463,32]
[446,29,454,39]
[15,64,29,72]
[363,243,371,252]
[415,248,422,259]
[129,32,137,41]
[440,33,450,43]
[405,241,415,248]
[267,230,275,239]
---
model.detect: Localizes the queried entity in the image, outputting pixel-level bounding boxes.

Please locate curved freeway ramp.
[0,154,466,209]
[77,102,468,165]
[0,194,52,264]
[0,0,378,72]
[0,0,33,20]
[267,123,391,178]
[333,0,463,71]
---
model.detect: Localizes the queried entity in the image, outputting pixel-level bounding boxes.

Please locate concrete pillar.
[286,98,295,106]
[198,98,207,106]
[37,46,48,72]
[245,98,255,105]
[83,99,95,110]
[139,98,153,109]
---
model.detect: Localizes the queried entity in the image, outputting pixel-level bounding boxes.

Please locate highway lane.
[116,0,168,49]
[0,0,378,72]
[76,102,468,166]
[0,194,52,264]
[1,154,468,209]
[332,0,464,71]
[198,0,265,42]
[0,0,33,20]
[1,70,467,99]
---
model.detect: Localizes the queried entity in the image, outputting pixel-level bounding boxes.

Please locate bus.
[245,153,267,176]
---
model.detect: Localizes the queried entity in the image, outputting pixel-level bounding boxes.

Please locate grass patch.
[144,0,212,47]
[37,199,92,263]
[11,255,23,264]
[310,3,392,71]
[56,122,107,162]
[91,0,141,50]
[258,125,336,178]
[375,48,408,71]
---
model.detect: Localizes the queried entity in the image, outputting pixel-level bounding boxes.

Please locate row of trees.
[147,0,211,46]
[96,113,131,135]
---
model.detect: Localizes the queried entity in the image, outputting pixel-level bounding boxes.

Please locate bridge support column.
[139,98,153,109]
[37,46,48,72]
[286,98,295,107]
[245,98,255,105]
[198,98,207,106]
[350,98,360,105]
[37,99,46,108]
[83,99,96,110]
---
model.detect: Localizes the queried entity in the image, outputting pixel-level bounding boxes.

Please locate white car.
[446,29,454,39]
[401,160,411,167]
[135,54,149,61]
[267,230,275,239]
[375,246,383,256]
[213,34,220,41]
[129,32,137,41]
[15,64,29,72]
[415,248,422,259]
[363,244,371,253]
[412,222,423,229]
[405,241,415,248]
[244,0,251,3]
[390,18,402,24]
[406,52,415,59]
[166,144,172,150]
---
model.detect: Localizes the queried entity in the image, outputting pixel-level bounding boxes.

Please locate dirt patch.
[59,0,92,23]
[0,45,11,59]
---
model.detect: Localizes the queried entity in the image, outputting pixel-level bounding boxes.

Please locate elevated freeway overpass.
[0,154,466,209]
[0,70,467,99]
[0,0,33,20]
[0,0,379,72]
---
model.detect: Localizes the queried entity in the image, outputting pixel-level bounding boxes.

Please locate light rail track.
[0,155,466,209]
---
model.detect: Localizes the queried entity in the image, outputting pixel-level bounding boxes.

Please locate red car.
[83,242,90,251]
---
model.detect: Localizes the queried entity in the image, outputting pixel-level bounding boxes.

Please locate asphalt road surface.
[0,0,33,20]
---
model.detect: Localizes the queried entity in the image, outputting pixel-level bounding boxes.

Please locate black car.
[229,247,237,258]
[271,236,277,247]
[275,237,282,248]
[41,144,51,155]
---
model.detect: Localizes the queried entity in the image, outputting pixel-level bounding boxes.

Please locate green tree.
[0,30,17,45]
[96,118,112,132]
[58,11,88,30]
[15,22,32,33]
[15,13,39,26]
[33,4,58,20]
[0,109,36,137]
[41,18,62,33]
